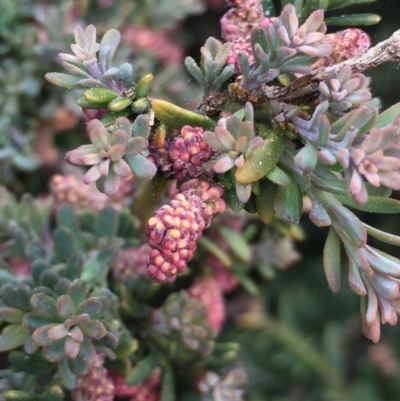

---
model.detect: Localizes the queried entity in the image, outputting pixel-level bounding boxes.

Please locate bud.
[188,277,226,331]
[72,353,114,401]
[83,88,119,104]
[147,179,225,283]
[131,98,150,114]
[135,73,154,98]
[108,96,132,112]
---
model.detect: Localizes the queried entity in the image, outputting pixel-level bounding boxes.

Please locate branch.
[260,30,400,103]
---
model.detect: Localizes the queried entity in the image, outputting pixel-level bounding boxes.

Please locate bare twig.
[260,30,400,103]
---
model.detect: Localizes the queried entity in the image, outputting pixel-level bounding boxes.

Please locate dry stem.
[260,30,400,103]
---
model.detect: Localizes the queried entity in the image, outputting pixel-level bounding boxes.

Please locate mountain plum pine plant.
[3,0,400,399]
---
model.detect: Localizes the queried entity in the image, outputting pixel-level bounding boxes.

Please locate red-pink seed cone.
[188,277,226,331]
[146,179,225,283]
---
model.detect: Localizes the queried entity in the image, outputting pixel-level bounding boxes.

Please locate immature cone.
[147,179,225,283]
[188,277,226,331]
[168,126,215,180]
[50,173,134,211]
[221,0,269,42]
[123,27,183,64]
[149,126,215,180]
[110,368,161,401]
[113,244,151,284]
[313,28,370,69]
[72,353,114,401]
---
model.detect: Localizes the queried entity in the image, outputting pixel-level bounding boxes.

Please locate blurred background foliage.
[1,0,400,400]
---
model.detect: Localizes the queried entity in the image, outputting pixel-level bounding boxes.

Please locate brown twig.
[260,30,400,103]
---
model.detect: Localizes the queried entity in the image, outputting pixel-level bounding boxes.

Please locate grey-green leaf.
[323,227,342,293]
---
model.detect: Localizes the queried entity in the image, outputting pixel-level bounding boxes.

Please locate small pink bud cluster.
[221,0,269,42]
[169,126,215,180]
[313,28,370,69]
[113,244,151,284]
[188,277,226,331]
[110,368,161,401]
[72,353,114,401]
[123,27,183,64]
[50,174,134,211]
[221,0,276,72]
[149,126,215,181]
[147,179,226,283]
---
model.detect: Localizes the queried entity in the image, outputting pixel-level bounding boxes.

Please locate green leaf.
[39,271,60,290]
[43,386,65,401]
[325,13,381,26]
[0,325,30,351]
[320,192,366,247]
[235,131,285,184]
[45,73,83,89]
[323,227,341,293]
[232,265,260,296]
[376,102,400,128]
[57,295,75,319]
[198,237,233,268]
[184,57,205,86]
[294,142,317,173]
[115,331,138,358]
[151,99,216,130]
[132,114,151,138]
[32,324,55,347]
[135,73,154,98]
[76,95,109,109]
[224,187,245,212]
[83,88,119,103]
[335,195,400,214]
[23,312,54,331]
[255,179,277,225]
[53,227,75,263]
[301,0,329,19]
[30,293,58,318]
[108,97,132,112]
[0,284,31,312]
[67,280,88,308]
[4,390,37,401]
[218,227,252,263]
[266,166,292,187]
[65,253,84,281]
[0,307,24,324]
[127,154,157,180]
[80,320,106,339]
[117,210,138,237]
[95,206,119,238]
[8,350,52,374]
[131,98,150,114]
[76,298,103,318]
[126,352,160,385]
[364,223,400,246]
[101,109,132,127]
[274,180,302,224]
[43,340,65,363]
[58,358,76,389]
[56,204,80,233]
[159,368,175,401]
[260,0,276,15]
[100,29,121,69]
[327,0,377,11]
[81,249,116,283]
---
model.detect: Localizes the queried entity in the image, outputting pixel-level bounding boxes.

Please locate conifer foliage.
[2,0,400,400]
